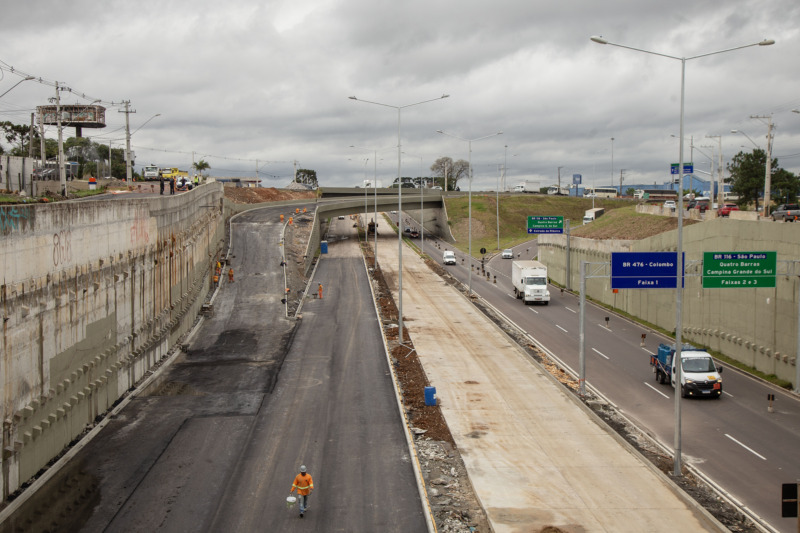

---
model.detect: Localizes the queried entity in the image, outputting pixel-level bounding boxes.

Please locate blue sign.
[611,252,684,289]
[670,163,694,175]
[572,174,582,185]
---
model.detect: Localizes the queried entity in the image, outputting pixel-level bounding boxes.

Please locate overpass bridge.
[301,188,452,273]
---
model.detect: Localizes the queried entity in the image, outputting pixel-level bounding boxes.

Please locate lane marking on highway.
[725,434,767,460]
[527,307,540,314]
[556,325,568,333]
[592,348,609,360]
[564,306,577,314]
[596,324,612,332]
[641,349,656,355]
[723,390,734,398]
[645,382,670,399]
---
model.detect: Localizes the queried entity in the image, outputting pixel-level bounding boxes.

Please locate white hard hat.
[300,465,307,473]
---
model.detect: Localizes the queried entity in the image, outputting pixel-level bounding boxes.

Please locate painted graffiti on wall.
[53,230,72,267]
[0,205,32,235]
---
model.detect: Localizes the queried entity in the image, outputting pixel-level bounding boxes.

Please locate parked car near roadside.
[771,204,800,221]
[718,203,740,217]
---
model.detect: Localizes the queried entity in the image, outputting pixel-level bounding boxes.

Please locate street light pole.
[610,137,614,186]
[352,144,390,268]
[349,94,449,344]
[0,76,34,99]
[591,34,774,477]
[437,130,503,296]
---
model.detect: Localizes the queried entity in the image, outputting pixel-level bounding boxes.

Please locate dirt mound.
[224,186,316,204]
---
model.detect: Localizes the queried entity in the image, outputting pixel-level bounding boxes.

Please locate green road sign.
[703,251,776,288]
[527,215,564,234]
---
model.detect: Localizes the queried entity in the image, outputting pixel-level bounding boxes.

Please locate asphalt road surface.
[413,220,800,533]
[0,206,426,532]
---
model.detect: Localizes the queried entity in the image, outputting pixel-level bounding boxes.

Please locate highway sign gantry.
[702,251,777,288]
[611,251,683,289]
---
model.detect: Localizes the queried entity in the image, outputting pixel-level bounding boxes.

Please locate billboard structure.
[37,104,106,137]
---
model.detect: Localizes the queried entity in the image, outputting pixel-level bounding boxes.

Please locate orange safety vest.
[291,473,314,496]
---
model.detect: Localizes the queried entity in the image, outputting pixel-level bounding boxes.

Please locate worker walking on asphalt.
[228,267,234,283]
[317,283,323,299]
[290,465,314,518]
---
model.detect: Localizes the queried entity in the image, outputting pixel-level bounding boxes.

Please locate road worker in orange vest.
[290,465,314,518]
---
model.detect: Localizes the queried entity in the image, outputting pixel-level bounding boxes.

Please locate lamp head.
[758,39,775,46]
[590,36,608,45]
[730,130,738,133]
[348,96,357,100]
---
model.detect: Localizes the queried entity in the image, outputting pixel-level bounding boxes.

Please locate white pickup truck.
[443,250,456,265]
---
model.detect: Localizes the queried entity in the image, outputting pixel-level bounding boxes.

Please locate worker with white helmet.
[290,465,314,518]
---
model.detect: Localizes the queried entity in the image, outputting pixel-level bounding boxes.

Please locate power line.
[0,59,123,107]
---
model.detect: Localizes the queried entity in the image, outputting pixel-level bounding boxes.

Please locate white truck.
[513,180,540,193]
[443,250,456,265]
[511,260,550,305]
[650,343,723,398]
[143,164,160,181]
[583,207,605,224]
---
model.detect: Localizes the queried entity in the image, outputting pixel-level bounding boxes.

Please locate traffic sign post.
[702,251,776,288]
[527,215,564,234]
[670,162,694,174]
[611,252,683,289]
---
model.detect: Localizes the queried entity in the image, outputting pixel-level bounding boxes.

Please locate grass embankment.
[444,194,789,388]
[444,194,695,253]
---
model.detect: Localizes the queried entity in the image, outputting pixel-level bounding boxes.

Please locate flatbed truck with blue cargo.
[650,343,723,398]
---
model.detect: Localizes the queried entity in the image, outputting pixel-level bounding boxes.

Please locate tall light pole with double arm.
[591,34,774,477]
[349,94,449,343]
[437,130,503,296]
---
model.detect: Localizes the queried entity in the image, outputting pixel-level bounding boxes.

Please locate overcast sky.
[1,0,798,191]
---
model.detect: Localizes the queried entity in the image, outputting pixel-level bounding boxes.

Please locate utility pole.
[619,169,626,195]
[119,100,135,184]
[28,113,34,158]
[55,82,67,196]
[752,114,774,217]
[38,108,46,176]
[557,166,563,193]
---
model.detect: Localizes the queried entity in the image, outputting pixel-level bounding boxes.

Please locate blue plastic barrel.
[424,386,436,406]
[320,241,328,254]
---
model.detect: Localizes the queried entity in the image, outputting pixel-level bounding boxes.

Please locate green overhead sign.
[702,251,776,288]
[527,216,564,234]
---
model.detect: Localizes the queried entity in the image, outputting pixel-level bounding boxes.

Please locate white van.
[443,250,456,265]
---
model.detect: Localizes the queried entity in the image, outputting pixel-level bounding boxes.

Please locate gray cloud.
[1,0,798,190]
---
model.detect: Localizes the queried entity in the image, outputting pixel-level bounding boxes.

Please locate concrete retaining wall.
[1,183,226,499]
[0,156,34,194]
[538,218,800,384]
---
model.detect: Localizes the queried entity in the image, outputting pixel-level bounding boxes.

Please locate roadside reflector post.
[641,333,646,347]
[605,316,610,328]
[768,393,775,413]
